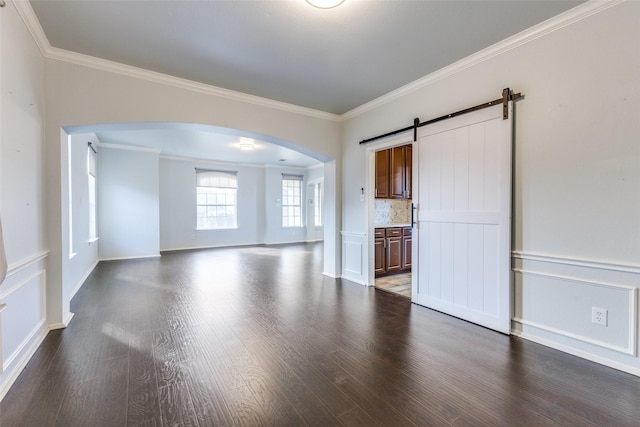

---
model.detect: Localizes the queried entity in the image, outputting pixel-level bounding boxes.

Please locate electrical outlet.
[592,307,608,326]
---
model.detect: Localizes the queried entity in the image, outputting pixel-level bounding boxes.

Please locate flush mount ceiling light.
[306,0,345,9]
[238,137,255,151]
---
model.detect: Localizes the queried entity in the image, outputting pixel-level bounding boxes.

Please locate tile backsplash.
[375,199,411,225]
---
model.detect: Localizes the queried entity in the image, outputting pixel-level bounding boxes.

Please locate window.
[196,170,237,230]
[88,144,97,240]
[282,174,303,227]
[314,182,322,226]
[68,139,74,257]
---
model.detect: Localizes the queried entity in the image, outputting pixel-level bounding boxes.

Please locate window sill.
[88,237,99,243]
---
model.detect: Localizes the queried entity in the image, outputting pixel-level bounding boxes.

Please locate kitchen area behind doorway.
[374,144,412,298]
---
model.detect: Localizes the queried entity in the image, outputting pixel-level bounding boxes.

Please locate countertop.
[374,223,412,228]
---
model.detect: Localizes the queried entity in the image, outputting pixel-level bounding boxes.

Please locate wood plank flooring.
[1,242,639,426]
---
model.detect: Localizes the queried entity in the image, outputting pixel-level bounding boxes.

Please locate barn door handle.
[411,203,416,227]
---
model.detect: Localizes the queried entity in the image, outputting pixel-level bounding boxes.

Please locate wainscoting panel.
[512,252,639,360]
[341,232,367,285]
[0,253,49,401]
[1,270,47,370]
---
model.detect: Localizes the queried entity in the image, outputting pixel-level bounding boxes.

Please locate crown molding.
[159,154,269,169]
[97,142,161,154]
[12,1,341,123]
[12,0,51,53]
[341,0,626,120]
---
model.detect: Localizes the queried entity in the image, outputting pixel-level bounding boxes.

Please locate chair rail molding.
[5,251,49,279]
[512,250,640,275]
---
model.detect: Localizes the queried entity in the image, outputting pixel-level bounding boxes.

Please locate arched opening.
[57,122,338,323]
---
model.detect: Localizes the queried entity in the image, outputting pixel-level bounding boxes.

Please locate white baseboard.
[0,322,49,402]
[513,329,640,378]
[161,240,323,253]
[99,254,161,261]
[0,310,77,403]
[69,260,99,299]
[340,275,367,286]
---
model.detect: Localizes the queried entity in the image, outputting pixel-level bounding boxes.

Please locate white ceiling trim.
[12,0,340,123]
[159,155,316,171]
[12,0,51,53]
[342,0,625,120]
[97,142,161,154]
[160,154,269,169]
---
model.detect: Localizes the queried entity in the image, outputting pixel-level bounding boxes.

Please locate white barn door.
[412,104,513,334]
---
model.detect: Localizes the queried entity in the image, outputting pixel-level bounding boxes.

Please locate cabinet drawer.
[385,228,402,237]
[403,227,412,236]
[374,228,385,238]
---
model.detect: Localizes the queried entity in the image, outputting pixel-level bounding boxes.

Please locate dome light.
[306,0,345,9]
[238,138,255,151]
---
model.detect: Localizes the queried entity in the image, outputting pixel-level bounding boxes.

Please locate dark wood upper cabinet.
[390,146,406,199]
[375,149,390,198]
[376,144,412,200]
[405,144,412,199]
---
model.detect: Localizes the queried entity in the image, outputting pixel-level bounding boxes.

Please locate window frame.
[88,144,98,242]
[313,181,323,227]
[281,174,303,228]
[196,169,238,230]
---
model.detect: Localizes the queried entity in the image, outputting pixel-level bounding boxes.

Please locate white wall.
[341,1,640,374]
[159,157,264,250]
[159,157,322,250]
[98,145,160,260]
[0,0,48,399]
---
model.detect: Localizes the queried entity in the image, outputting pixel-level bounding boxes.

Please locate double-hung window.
[88,144,98,240]
[196,169,238,230]
[313,182,322,227]
[282,174,303,227]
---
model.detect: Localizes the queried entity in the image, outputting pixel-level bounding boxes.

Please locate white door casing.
[412,104,513,334]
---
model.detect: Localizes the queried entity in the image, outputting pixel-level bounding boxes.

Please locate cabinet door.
[386,237,402,271]
[375,149,390,198]
[405,145,412,199]
[402,236,412,269]
[374,238,386,275]
[389,146,406,199]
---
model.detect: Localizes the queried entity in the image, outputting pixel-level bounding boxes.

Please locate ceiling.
[30,0,583,166]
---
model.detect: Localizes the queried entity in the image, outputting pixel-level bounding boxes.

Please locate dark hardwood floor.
[1,242,639,426]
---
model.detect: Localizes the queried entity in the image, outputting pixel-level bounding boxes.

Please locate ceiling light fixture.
[238,137,255,151]
[306,0,345,9]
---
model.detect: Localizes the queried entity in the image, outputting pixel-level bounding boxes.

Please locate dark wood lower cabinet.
[375,227,411,277]
[374,237,386,275]
[386,237,402,272]
[402,228,412,270]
